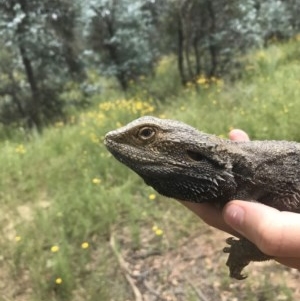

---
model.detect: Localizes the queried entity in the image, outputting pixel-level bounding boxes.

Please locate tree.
[0,0,83,129]
[161,0,299,84]
[86,0,159,90]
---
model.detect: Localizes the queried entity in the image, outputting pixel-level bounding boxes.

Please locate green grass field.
[0,39,300,300]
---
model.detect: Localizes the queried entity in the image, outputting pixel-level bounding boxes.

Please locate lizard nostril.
[104,133,110,145]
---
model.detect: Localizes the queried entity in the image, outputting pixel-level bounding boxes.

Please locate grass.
[166,41,300,141]
[0,38,300,300]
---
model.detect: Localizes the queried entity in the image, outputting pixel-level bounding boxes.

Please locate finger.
[179,201,238,236]
[229,129,250,142]
[275,257,300,270]
[223,200,300,257]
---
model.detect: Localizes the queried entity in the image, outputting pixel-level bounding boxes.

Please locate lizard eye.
[138,127,156,140]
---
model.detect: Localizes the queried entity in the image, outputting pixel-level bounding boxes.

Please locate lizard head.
[104,116,237,203]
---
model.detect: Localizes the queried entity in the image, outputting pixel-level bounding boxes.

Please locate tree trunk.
[105,13,128,90]
[193,35,201,76]
[185,39,194,80]
[17,0,41,129]
[18,45,41,129]
[206,0,217,77]
[8,72,27,121]
[177,14,186,85]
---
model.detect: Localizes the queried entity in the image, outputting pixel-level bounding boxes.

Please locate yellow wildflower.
[216,78,224,87]
[149,194,156,200]
[54,121,64,127]
[256,51,266,60]
[81,242,89,249]
[135,101,143,111]
[15,144,26,154]
[89,133,98,143]
[152,225,163,236]
[51,245,59,253]
[155,229,163,236]
[196,76,207,85]
[55,278,63,284]
[92,178,101,184]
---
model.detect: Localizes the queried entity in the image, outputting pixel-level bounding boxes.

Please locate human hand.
[224,200,300,269]
[180,129,300,270]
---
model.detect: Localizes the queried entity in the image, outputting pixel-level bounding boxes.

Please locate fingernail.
[224,204,245,229]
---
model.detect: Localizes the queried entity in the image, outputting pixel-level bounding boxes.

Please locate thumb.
[229,129,250,142]
[223,200,300,257]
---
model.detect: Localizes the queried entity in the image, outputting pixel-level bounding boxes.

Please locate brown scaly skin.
[104,116,300,280]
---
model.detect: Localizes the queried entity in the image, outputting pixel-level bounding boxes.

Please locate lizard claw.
[223,237,237,253]
[223,237,249,280]
[225,237,237,245]
[230,271,247,280]
[223,236,272,280]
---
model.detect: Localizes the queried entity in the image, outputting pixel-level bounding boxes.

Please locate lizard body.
[104,116,300,279]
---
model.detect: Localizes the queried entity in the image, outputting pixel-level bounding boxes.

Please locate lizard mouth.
[104,135,122,153]
[105,144,131,167]
[103,134,112,147]
[104,138,123,158]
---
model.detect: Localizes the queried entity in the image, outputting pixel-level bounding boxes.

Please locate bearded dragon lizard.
[104,116,300,279]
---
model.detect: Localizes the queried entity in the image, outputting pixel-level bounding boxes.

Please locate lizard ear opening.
[186,150,204,162]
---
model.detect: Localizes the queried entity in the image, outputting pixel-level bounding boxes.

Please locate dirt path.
[113,227,300,301]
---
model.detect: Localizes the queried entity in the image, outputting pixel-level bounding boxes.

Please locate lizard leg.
[223,237,273,280]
